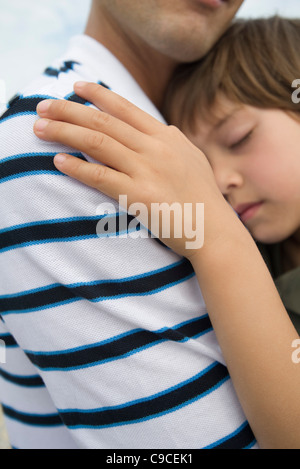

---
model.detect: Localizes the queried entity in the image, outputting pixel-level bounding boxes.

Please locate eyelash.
[229,130,253,150]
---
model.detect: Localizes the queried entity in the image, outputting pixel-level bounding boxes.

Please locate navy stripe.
[0,95,57,122]
[44,61,80,78]
[59,362,229,429]
[2,405,63,427]
[0,368,44,388]
[66,93,90,105]
[64,80,110,104]
[203,422,256,450]
[0,259,194,316]
[219,424,256,449]
[8,94,21,108]
[97,81,110,90]
[44,68,62,77]
[0,152,85,184]
[0,333,18,348]
[25,315,212,371]
[0,212,147,253]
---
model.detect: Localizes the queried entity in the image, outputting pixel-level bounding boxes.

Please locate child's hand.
[33,82,227,260]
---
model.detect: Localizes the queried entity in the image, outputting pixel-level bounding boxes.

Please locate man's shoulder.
[0,60,101,128]
[0,60,94,192]
[0,55,108,173]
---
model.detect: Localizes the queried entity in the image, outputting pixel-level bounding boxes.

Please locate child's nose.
[213,166,244,197]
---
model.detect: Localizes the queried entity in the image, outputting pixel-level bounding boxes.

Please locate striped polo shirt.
[0,34,258,449]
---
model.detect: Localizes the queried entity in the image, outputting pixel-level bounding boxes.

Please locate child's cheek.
[244,153,292,201]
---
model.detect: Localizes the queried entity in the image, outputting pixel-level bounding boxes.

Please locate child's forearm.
[190,205,300,449]
[33,85,300,448]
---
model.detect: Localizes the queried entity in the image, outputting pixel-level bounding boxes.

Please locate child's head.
[163,16,300,245]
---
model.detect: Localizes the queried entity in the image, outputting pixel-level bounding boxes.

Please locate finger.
[34,119,139,175]
[73,81,165,136]
[54,153,132,202]
[36,98,148,152]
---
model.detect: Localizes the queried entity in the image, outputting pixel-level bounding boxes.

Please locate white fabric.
[0,35,258,449]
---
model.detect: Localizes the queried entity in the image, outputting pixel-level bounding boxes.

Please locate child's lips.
[234,202,264,223]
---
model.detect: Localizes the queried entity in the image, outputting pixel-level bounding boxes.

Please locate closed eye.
[229,130,253,150]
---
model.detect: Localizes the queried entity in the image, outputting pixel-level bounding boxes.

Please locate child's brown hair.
[163,16,300,132]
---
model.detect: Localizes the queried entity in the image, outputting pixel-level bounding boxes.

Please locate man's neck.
[84,4,177,110]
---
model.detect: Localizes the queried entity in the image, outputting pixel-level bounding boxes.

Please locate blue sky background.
[1,0,300,101]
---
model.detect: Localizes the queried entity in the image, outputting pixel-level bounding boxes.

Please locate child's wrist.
[187,202,252,267]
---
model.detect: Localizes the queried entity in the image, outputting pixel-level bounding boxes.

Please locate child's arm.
[34,82,300,449]
[189,205,300,449]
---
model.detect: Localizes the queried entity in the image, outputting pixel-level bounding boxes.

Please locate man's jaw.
[193,0,228,10]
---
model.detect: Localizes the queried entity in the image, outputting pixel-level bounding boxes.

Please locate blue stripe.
[0,368,45,388]
[0,213,139,253]
[0,151,84,185]
[25,327,143,357]
[24,315,209,372]
[68,361,221,413]
[0,223,154,253]
[28,340,160,372]
[29,313,208,356]
[69,379,230,430]
[244,440,257,449]
[59,362,230,429]
[25,314,211,372]
[1,273,195,318]
[0,258,188,299]
[64,92,75,100]
[2,404,63,427]
[0,170,63,185]
[0,259,196,316]
[0,209,148,253]
[192,326,213,339]
[1,296,81,317]
[0,225,140,250]
[0,152,82,167]
[0,214,116,235]
[202,421,249,449]
[0,371,42,382]
[0,333,18,348]
[0,95,59,124]
[0,233,99,254]
[28,334,187,372]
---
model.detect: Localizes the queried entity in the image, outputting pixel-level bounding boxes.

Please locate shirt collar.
[65,34,166,123]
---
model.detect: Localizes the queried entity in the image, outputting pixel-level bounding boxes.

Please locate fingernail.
[54,154,67,166]
[34,119,49,132]
[37,100,51,113]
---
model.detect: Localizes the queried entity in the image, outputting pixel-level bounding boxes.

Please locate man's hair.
[163,16,300,131]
